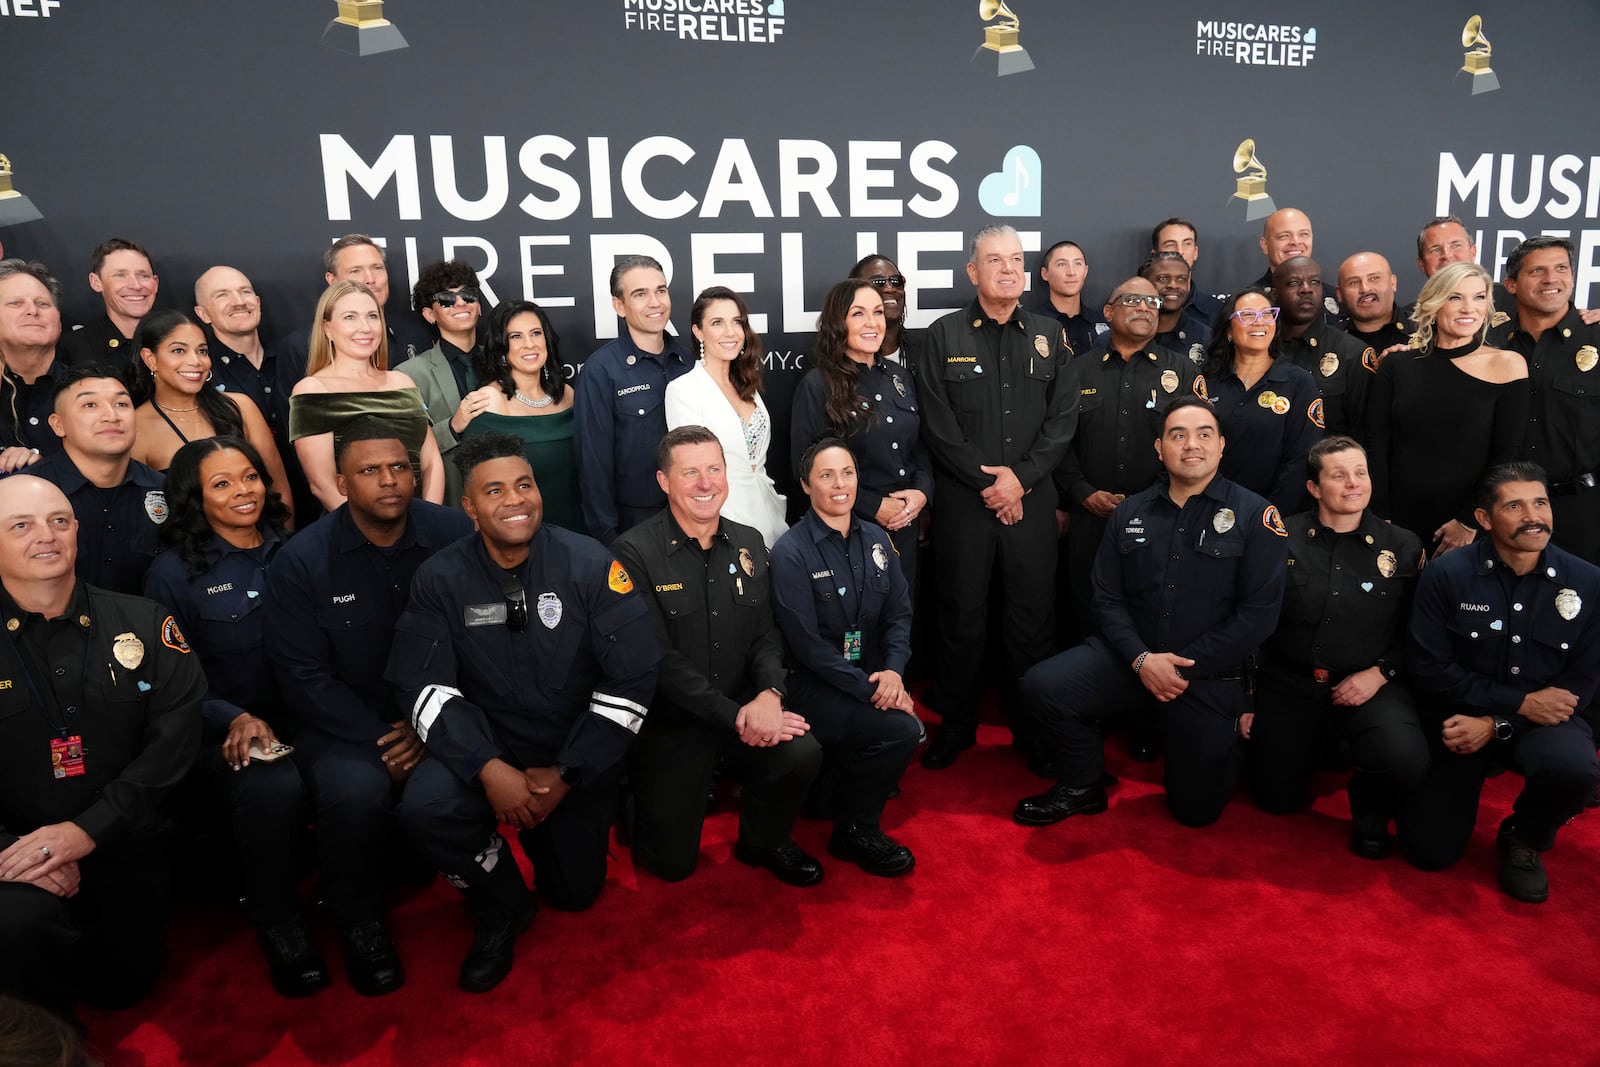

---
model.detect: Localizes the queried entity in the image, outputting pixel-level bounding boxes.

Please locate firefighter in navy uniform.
[1270,257,1374,441]
[390,432,661,993]
[0,476,203,1022]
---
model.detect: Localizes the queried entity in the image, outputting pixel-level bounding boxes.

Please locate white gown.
[664,363,789,549]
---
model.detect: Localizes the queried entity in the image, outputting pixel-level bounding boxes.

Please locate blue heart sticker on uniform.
[137,681,152,692]
[1361,582,1373,592]
[1490,620,1503,631]
[838,587,847,596]
[729,564,736,574]
[247,590,260,598]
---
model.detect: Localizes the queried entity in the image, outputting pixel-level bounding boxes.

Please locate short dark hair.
[1150,217,1198,251]
[51,362,128,403]
[848,253,895,278]
[797,435,856,483]
[1139,251,1189,280]
[454,430,528,486]
[323,234,384,276]
[1416,215,1469,259]
[657,424,723,474]
[333,416,408,470]
[1505,235,1575,282]
[609,255,665,299]
[0,258,62,308]
[1159,395,1217,434]
[1037,239,1085,275]
[410,259,480,318]
[90,237,152,275]
[1477,461,1549,512]
[1307,434,1365,480]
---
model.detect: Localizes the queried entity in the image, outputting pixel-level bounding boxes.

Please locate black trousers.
[931,485,1058,738]
[296,727,408,927]
[1398,714,1599,870]
[1021,637,1246,827]
[1062,504,1107,644]
[629,716,821,882]
[194,744,308,925]
[0,834,175,1014]
[1248,667,1430,816]
[788,672,921,827]
[398,759,622,914]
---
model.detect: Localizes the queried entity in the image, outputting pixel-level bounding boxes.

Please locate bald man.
[194,265,281,430]
[0,476,203,1024]
[1337,252,1410,352]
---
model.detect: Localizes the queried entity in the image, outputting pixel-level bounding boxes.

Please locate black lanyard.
[2,618,94,740]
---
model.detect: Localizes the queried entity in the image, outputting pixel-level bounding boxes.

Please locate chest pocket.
[1076,388,1104,416]
[732,567,770,610]
[194,589,267,653]
[1117,532,1159,594]
[316,595,376,633]
[1529,598,1583,656]
[616,387,663,420]
[1547,373,1596,401]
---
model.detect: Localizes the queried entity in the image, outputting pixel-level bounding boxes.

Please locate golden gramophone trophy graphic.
[0,154,44,227]
[321,0,409,56]
[1226,139,1275,222]
[971,0,1035,77]
[1457,15,1499,94]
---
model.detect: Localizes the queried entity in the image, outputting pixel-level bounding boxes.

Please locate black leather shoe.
[460,897,537,993]
[340,919,404,997]
[919,728,974,770]
[734,839,825,887]
[257,917,330,998]
[1497,831,1549,903]
[1349,814,1391,860]
[828,824,915,877]
[1013,783,1109,826]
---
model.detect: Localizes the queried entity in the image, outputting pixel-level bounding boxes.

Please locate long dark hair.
[477,300,567,402]
[132,309,245,438]
[812,279,882,437]
[1201,286,1283,379]
[691,286,763,403]
[162,435,289,575]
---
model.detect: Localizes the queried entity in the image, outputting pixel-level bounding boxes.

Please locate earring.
[205,370,213,382]
[698,339,704,360]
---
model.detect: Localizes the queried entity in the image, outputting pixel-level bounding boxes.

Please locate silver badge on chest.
[537,592,563,629]
[1556,588,1583,621]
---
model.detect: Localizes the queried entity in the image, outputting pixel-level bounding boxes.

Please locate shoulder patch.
[1263,505,1287,538]
[1361,347,1380,373]
[161,615,191,653]
[1308,397,1325,429]
[1193,374,1209,400]
[608,560,634,595]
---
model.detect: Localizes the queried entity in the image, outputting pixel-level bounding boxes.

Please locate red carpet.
[82,712,1600,1066]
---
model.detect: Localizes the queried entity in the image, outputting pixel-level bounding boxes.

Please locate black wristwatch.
[1375,659,1400,681]
[555,763,581,785]
[1492,718,1514,742]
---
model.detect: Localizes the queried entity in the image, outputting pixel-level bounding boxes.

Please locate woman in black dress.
[1365,260,1528,557]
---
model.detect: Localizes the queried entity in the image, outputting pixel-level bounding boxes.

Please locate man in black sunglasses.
[389,432,662,993]
[395,259,487,508]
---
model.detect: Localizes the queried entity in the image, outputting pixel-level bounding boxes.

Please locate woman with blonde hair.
[288,280,444,510]
[1366,260,1528,557]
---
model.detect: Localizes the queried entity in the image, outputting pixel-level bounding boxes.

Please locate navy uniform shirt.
[386,525,661,785]
[1491,306,1600,484]
[1277,320,1376,441]
[915,299,1079,501]
[769,509,911,703]
[144,531,283,739]
[574,333,695,545]
[1031,297,1107,357]
[0,358,71,459]
[0,581,204,851]
[1202,357,1323,514]
[1056,342,1201,504]
[1152,302,1215,365]
[1093,474,1288,675]
[1409,538,1600,731]
[789,360,934,524]
[1269,509,1424,675]
[614,509,786,730]
[265,500,472,745]
[1190,287,1225,325]
[1343,308,1412,355]
[30,451,166,596]
[208,336,280,431]
[59,313,135,371]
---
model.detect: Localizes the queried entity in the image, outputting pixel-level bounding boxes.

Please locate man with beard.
[1335,253,1410,353]
[1149,218,1222,324]
[1140,252,1212,362]
[1271,256,1374,440]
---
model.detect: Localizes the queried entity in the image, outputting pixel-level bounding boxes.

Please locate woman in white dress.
[665,286,788,547]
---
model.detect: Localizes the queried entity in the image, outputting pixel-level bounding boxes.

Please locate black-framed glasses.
[866,274,906,289]
[1111,293,1162,309]
[433,288,480,307]
[1230,306,1281,325]
[498,573,528,632]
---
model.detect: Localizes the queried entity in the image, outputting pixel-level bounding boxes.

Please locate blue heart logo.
[978,145,1042,217]
[1304,27,1317,44]
[768,0,784,13]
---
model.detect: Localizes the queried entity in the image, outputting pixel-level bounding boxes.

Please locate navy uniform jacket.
[1269,509,1424,675]
[614,510,786,730]
[915,299,1079,503]
[1202,357,1323,514]
[769,509,911,703]
[265,501,472,745]
[144,531,283,739]
[207,336,280,431]
[1491,306,1600,485]
[1056,342,1201,504]
[0,358,71,459]
[1031,297,1107,357]
[1277,320,1376,441]
[1343,309,1412,355]
[789,361,934,523]
[1152,302,1215,363]
[574,333,695,545]
[1093,474,1288,675]
[0,582,203,851]
[387,525,662,785]
[31,451,167,596]
[59,313,135,370]
[1409,538,1600,731]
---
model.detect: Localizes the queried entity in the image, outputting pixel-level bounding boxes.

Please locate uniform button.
[898,468,906,476]
[1511,666,1521,675]
[53,667,65,676]
[713,642,721,649]
[875,394,883,401]
[1511,635,1521,643]
[1513,603,1522,611]
[891,442,899,449]
[886,416,894,423]
[28,417,38,425]
[1005,437,1013,443]
[711,611,718,617]
[1004,409,1011,415]
[264,386,273,393]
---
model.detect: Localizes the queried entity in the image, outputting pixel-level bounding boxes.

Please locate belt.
[1548,472,1597,496]
[1184,668,1244,682]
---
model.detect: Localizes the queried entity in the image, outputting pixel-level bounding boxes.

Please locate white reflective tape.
[412,684,462,741]
[590,691,646,734]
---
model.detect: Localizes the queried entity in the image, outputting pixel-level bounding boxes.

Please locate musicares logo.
[1195,20,1318,67]
[621,0,787,44]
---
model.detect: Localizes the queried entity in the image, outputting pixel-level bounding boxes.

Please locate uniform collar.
[965,298,1028,332]
[334,500,422,554]
[0,579,91,633]
[201,526,281,568]
[622,331,692,368]
[661,509,730,556]
[1474,537,1569,584]
[800,506,858,545]
[36,452,161,494]
[1101,344,1158,363]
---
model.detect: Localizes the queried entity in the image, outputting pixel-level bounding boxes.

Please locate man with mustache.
[1335,253,1410,353]
[193,266,280,432]
[1271,256,1373,440]
[1140,252,1212,363]
[1402,462,1600,902]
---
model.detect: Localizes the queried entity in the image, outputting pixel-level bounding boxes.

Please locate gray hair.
[969,225,1021,264]
[0,259,62,307]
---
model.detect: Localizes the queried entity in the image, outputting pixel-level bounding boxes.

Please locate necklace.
[514,389,554,409]
[157,401,199,413]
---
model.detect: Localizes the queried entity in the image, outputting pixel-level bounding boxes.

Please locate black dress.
[1366,342,1529,544]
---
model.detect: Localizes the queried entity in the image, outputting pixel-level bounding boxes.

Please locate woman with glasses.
[790,279,932,593]
[1199,287,1323,514]
[394,260,486,509]
[665,286,787,548]
[848,255,919,366]
[1365,261,1528,558]
[454,301,585,535]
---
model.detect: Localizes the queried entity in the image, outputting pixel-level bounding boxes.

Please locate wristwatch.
[1375,659,1400,681]
[555,763,581,785]
[1492,718,1514,741]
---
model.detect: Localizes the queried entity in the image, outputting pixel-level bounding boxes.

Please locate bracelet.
[1133,651,1150,675]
